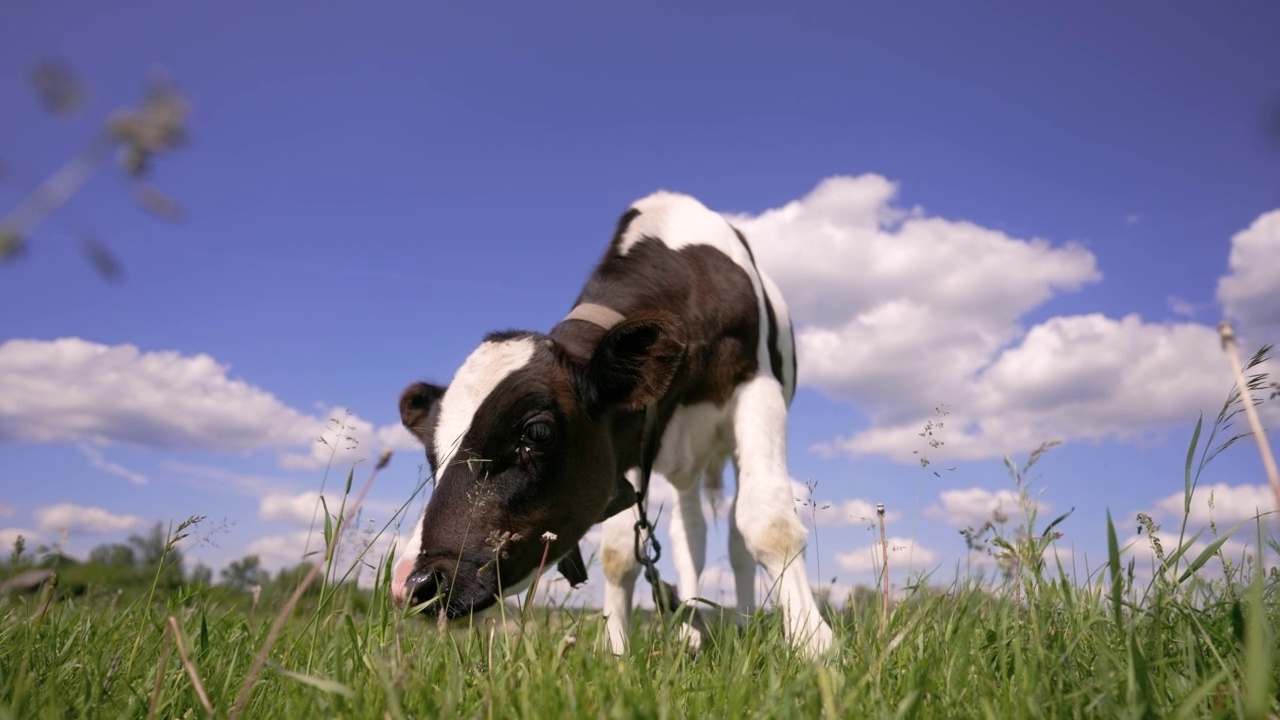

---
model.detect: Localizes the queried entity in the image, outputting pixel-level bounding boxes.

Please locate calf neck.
[394,191,834,658]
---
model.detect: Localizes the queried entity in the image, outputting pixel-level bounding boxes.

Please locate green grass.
[3,359,1278,719]
[1,547,1277,719]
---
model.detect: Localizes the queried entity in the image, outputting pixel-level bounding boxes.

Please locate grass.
[1,542,1276,719]
[2,352,1278,718]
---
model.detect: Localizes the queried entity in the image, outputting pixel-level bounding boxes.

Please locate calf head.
[393,312,686,617]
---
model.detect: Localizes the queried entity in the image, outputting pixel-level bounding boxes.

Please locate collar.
[562,303,625,330]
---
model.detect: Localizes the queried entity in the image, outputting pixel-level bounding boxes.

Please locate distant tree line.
[0,524,325,603]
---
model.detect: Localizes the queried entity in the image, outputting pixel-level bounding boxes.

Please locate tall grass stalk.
[1218,322,1280,535]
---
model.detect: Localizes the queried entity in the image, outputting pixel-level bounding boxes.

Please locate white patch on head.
[433,337,538,479]
[391,512,425,604]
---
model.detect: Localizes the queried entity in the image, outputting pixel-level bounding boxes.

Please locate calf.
[392,191,834,658]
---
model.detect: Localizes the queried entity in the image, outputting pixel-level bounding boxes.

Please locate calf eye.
[522,421,554,450]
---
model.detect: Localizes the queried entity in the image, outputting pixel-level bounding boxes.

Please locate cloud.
[0,528,41,550]
[246,523,398,583]
[926,487,1051,530]
[258,490,405,527]
[278,410,420,471]
[1125,214,1143,226]
[0,502,13,518]
[791,479,902,527]
[245,530,314,569]
[1166,296,1197,319]
[1218,209,1280,337]
[731,177,1257,461]
[33,503,143,535]
[162,461,301,498]
[259,492,333,526]
[1152,483,1276,528]
[0,338,414,470]
[835,536,940,575]
[79,444,147,486]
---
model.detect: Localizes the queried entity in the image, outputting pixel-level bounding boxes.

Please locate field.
[3,380,1279,719]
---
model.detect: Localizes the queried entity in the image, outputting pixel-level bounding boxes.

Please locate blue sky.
[2,2,1278,605]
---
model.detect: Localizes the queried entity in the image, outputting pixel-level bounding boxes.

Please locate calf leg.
[731,375,834,658]
[727,493,756,616]
[666,470,708,650]
[666,471,707,603]
[600,469,641,655]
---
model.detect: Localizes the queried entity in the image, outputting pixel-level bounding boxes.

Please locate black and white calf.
[393,191,833,657]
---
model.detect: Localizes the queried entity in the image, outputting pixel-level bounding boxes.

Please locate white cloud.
[1153,483,1276,528]
[33,503,143,534]
[731,177,1261,461]
[162,461,300,497]
[926,487,1051,530]
[0,338,414,471]
[835,536,940,575]
[245,530,314,569]
[1218,209,1280,337]
[79,444,147,486]
[258,490,405,527]
[794,487,902,528]
[259,492,332,526]
[0,528,41,550]
[0,338,316,450]
[1167,296,1198,319]
[0,502,13,518]
[246,522,399,585]
[278,410,420,471]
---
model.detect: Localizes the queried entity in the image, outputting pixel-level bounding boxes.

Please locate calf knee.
[601,544,638,584]
[739,512,807,568]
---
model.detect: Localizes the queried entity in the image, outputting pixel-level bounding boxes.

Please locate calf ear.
[598,474,638,521]
[581,312,686,412]
[399,382,446,445]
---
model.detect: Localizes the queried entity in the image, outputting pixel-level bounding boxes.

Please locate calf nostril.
[405,568,446,607]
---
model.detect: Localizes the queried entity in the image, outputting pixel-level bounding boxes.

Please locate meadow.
[3,368,1278,720]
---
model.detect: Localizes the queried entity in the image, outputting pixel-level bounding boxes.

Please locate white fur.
[600,194,830,658]
[759,272,796,400]
[392,338,537,605]
[600,384,833,659]
[391,512,425,604]
[433,338,537,477]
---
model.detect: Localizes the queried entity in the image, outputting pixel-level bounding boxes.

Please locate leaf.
[0,226,24,261]
[1042,507,1075,536]
[1107,511,1123,629]
[1157,528,1204,578]
[1245,526,1272,720]
[1183,414,1202,514]
[1177,516,1256,583]
[199,608,209,657]
[135,183,187,222]
[30,59,86,116]
[270,664,355,699]
[1128,631,1153,714]
[80,234,124,282]
[322,495,334,551]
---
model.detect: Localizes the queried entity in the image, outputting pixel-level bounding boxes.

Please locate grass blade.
[1107,511,1123,629]
[1176,517,1254,583]
[1184,414,1202,515]
[271,664,355,699]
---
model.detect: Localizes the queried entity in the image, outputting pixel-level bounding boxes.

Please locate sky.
[2,1,1279,608]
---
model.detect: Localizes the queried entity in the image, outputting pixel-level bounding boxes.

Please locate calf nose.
[404,567,447,608]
